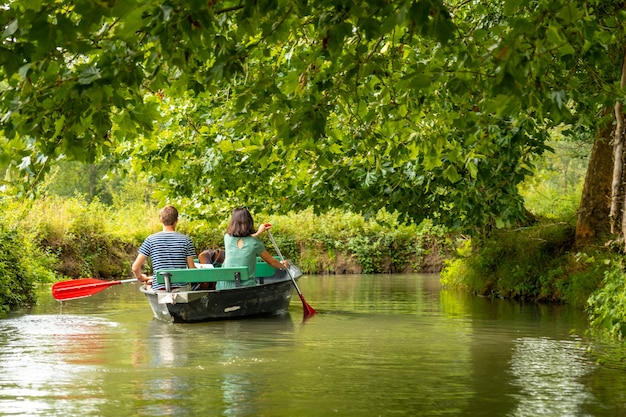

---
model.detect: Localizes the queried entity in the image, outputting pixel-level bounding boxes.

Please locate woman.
[220,207,288,289]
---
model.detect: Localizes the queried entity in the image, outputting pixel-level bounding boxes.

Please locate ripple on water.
[508,336,596,417]
[0,315,121,383]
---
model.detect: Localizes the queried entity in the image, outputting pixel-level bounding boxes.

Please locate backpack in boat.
[199,248,225,266]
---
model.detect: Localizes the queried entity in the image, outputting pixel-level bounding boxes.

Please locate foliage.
[439,238,472,291]
[257,208,450,274]
[185,206,451,274]
[7,196,148,245]
[588,261,626,341]
[0,226,33,315]
[2,0,624,238]
[442,124,604,305]
[3,195,157,279]
[39,161,112,203]
[519,139,590,220]
[565,251,610,307]
[0,207,57,316]
[1,196,454,296]
[440,221,608,305]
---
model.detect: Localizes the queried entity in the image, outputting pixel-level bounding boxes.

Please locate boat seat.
[189,257,279,279]
[255,256,279,278]
[155,267,250,289]
[155,257,281,291]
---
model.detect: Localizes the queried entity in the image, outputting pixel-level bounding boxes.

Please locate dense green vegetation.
[441,138,595,302]
[2,0,624,235]
[441,225,610,306]
[441,137,626,340]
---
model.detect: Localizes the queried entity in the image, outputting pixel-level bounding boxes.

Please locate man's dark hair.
[160,205,179,226]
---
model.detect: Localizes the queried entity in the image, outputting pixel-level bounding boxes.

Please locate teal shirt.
[220,234,265,289]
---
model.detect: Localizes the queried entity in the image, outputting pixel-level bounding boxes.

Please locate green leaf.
[53,116,65,138]
[503,0,524,16]
[442,165,461,183]
[2,19,18,38]
[18,64,31,79]
[423,155,442,170]
[217,140,234,152]
[113,7,147,42]
[466,160,478,179]
[78,66,102,85]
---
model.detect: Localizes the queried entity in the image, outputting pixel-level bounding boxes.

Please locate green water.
[1,274,625,416]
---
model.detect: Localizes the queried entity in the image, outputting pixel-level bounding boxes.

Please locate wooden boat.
[139,259,303,323]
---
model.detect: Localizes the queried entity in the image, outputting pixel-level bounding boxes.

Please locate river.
[1,273,625,416]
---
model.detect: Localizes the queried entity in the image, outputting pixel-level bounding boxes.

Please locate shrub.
[440,221,606,304]
[0,223,57,316]
[587,262,626,340]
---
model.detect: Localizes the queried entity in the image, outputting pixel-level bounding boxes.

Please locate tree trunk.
[610,48,626,237]
[575,120,614,248]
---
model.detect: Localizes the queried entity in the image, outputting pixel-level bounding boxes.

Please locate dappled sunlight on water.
[0,315,123,416]
[509,337,594,417]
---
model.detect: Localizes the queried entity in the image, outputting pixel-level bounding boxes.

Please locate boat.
[52,230,316,321]
[139,259,303,323]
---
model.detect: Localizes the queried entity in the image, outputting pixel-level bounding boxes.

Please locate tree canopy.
[1,0,625,235]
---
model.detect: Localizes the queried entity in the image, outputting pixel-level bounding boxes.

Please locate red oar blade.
[299,294,317,317]
[52,278,122,301]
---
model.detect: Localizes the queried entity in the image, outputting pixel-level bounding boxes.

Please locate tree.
[1,0,624,239]
[610,48,626,240]
[576,116,613,247]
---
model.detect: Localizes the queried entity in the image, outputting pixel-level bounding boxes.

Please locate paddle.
[266,228,317,317]
[52,278,139,301]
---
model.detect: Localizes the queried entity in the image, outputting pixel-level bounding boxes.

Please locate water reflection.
[0,314,121,416]
[0,274,625,417]
[222,373,258,417]
[126,315,296,417]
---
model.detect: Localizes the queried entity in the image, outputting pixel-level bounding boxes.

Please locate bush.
[440,221,607,305]
[0,222,57,316]
[587,262,626,340]
[3,196,151,279]
[1,196,456,312]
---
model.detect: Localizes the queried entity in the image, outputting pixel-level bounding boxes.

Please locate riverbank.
[0,197,455,315]
[47,206,453,279]
[440,220,613,311]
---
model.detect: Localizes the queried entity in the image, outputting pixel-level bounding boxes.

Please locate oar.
[52,278,139,301]
[266,228,317,317]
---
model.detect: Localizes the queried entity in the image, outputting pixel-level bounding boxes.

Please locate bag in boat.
[198,248,225,267]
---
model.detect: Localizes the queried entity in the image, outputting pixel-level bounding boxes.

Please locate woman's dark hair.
[226,207,256,237]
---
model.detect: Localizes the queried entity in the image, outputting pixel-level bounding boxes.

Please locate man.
[132,205,196,290]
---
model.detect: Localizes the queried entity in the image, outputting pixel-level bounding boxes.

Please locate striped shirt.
[138,231,196,290]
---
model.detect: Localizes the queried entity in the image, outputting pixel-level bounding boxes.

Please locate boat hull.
[140,267,300,323]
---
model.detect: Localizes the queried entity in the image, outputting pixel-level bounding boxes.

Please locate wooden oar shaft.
[266,229,317,316]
